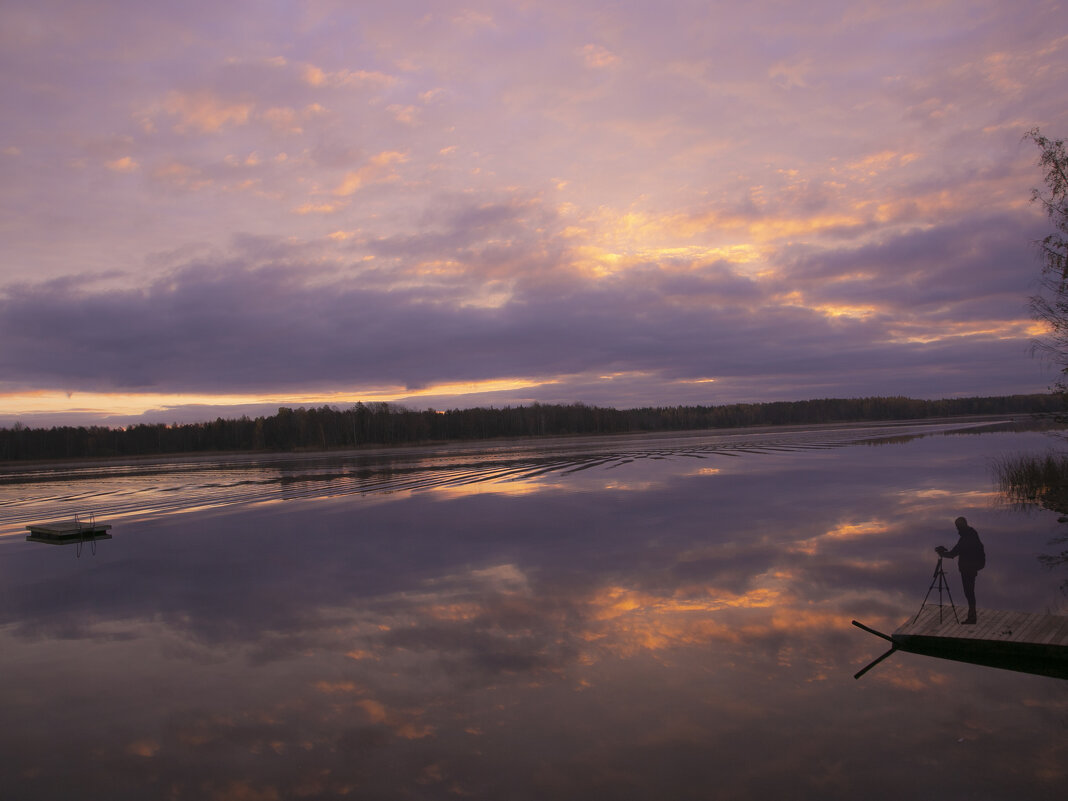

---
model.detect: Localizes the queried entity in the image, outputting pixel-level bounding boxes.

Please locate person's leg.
[961,571,977,623]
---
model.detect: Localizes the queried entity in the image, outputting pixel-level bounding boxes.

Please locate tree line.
[0,393,1061,462]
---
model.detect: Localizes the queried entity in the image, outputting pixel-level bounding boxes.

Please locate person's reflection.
[935,516,986,624]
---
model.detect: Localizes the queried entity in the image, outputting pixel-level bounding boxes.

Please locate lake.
[1,420,1066,800]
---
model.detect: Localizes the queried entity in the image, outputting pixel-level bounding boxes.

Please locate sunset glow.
[1,1,1066,425]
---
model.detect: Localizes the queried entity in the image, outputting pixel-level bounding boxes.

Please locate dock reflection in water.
[0,421,1066,800]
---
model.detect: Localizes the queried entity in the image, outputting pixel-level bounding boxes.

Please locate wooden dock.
[893,607,1068,679]
[25,519,112,545]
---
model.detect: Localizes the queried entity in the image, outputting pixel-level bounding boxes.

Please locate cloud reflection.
[1,428,1067,798]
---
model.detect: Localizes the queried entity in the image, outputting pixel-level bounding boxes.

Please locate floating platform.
[853,608,1068,680]
[26,519,112,545]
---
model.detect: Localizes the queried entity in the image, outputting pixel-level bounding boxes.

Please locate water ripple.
[0,421,1000,536]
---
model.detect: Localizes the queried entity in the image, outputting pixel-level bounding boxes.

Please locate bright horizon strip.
[0,377,560,423]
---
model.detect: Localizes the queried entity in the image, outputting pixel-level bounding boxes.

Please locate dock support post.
[851,620,898,679]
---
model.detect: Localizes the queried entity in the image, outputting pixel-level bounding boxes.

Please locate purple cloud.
[0,0,1065,422]
[0,198,1052,412]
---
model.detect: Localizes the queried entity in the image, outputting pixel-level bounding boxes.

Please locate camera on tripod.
[913,550,958,624]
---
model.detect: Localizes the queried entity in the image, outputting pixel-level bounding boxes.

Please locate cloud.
[151,160,211,191]
[332,151,408,196]
[163,90,254,133]
[300,63,396,90]
[0,0,1065,421]
[777,210,1046,320]
[0,194,1051,406]
[260,106,303,134]
[581,44,619,70]
[105,156,139,172]
[292,201,342,215]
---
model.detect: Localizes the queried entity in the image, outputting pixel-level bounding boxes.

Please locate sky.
[1,0,1067,427]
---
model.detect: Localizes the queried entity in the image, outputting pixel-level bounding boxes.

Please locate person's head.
[955,516,968,531]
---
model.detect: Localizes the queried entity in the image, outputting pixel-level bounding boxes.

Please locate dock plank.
[1041,617,1068,646]
[890,608,1068,679]
[895,608,1068,647]
[1011,613,1056,644]
[1002,613,1037,643]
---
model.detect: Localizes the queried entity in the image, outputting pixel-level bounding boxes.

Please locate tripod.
[913,555,959,624]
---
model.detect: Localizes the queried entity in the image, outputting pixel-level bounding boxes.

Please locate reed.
[993,452,1068,509]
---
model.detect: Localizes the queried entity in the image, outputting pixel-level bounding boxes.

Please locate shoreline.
[0,412,1055,472]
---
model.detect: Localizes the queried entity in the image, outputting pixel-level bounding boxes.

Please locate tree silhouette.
[1027,128,1068,387]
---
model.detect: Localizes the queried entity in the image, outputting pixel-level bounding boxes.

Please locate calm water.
[1,421,1066,800]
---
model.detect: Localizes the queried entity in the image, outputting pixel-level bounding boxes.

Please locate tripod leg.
[938,568,958,623]
[913,563,945,624]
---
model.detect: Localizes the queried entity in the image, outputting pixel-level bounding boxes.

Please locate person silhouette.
[935,516,985,624]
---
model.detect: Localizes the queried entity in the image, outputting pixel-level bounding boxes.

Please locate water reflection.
[1,423,1067,799]
[0,419,1011,538]
[25,530,112,560]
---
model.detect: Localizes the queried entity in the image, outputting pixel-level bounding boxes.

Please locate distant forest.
[0,394,1062,462]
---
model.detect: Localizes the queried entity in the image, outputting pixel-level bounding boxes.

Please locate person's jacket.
[945,526,985,573]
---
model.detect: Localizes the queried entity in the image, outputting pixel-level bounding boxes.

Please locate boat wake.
[0,421,995,537]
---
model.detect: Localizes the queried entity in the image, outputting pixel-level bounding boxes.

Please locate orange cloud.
[845,150,921,177]
[356,699,433,739]
[301,64,396,90]
[125,739,159,757]
[261,107,302,134]
[314,680,360,694]
[105,156,139,172]
[0,377,562,424]
[333,151,408,196]
[163,90,253,133]
[388,104,418,124]
[582,44,619,69]
[152,160,211,191]
[886,319,1045,345]
[292,201,342,215]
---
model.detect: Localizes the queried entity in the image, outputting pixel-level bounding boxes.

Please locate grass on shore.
[993,452,1068,511]
[992,452,1068,591]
